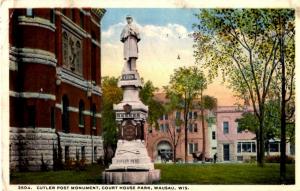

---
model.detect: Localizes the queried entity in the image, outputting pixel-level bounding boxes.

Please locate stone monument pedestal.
[102,140,160,184]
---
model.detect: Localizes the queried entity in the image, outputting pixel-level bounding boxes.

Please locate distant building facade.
[216,106,292,162]
[9,8,105,171]
[146,94,293,163]
[145,93,210,163]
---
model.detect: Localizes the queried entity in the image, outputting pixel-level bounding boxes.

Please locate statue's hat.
[126,15,133,19]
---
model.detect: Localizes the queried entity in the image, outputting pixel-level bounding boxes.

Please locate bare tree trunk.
[200,90,206,163]
[280,30,287,184]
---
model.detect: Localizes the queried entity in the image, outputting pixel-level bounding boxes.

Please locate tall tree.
[139,80,165,129]
[193,9,294,167]
[165,66,206,162]
[199,95,217,162]
[101,76,122,165]
[164,91,184,162]
[269,10,295,183]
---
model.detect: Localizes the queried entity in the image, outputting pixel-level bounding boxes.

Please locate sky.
[101,8,238,106]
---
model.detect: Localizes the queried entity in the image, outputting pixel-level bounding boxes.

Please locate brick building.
[9,8,105,171]
[145,93,211,163]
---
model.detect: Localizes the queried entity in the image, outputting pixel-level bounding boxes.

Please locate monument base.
[102,169,160,184]
[103,140,160,184]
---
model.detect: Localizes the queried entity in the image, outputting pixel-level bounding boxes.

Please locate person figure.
[214,153,218,163]
[120,15,141,72]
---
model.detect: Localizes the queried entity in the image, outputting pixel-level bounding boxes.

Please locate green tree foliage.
[101,76,122,164]
[193,9,294,168]
[140,80,165,128]
[165,66,206,162]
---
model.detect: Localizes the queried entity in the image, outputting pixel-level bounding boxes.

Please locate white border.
[1,1,300,191]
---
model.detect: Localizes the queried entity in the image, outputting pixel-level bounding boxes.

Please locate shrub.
[96,157,104,166]
[64,158,75,170]
[40,154,49,172]
[265,155,295,164]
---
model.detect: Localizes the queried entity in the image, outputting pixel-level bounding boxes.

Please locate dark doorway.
[223,144,230,161]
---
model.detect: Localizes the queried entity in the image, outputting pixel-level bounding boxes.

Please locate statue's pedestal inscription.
[103,15,160,184]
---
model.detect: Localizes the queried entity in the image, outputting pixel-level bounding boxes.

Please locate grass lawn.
[10,163,295,184]
[10,164,105,184]
[155,163,295,184]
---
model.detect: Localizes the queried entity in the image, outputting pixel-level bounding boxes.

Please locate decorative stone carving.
[62,29,83,74]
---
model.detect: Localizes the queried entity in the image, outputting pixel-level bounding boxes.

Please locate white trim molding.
[55,103,101,118]
[92,38,100,47]
[9,55,18,71]
[18,16,56,32]
[91,18,100,28]
[10,47,57,67]
[10,91,56,100]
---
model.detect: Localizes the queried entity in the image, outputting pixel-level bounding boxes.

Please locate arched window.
[79,100,84,127]
[62,95,69,133]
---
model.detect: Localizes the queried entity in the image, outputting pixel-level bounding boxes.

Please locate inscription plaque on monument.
[123,123,136,141]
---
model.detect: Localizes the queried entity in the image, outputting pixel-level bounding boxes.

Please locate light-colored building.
[216,106,293,162]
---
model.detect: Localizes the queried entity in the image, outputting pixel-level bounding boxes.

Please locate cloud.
[101,21,237,106]
[101,21,194,87]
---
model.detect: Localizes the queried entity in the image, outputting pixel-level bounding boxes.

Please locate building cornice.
[10,47,57,68]
[18,16,56,32]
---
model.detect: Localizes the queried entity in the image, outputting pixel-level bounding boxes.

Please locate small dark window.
[193,112,198,119]
[223,121,229,134]
[148,127,152,133]
[212,131,216,140]
[164,114,168,120]
[165,123,169,132]
[175,111,180,119]
[160,115,164,120]
[65,146,69,161]
[193,123,198,132]
[28,105,36,128]
[188,123,193,133]
[80,11,84,27]
[176,126,180,133]
[50,9,55,23]
[81,146,85,160]
[188,112,193,119]
[94,146,97,161]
